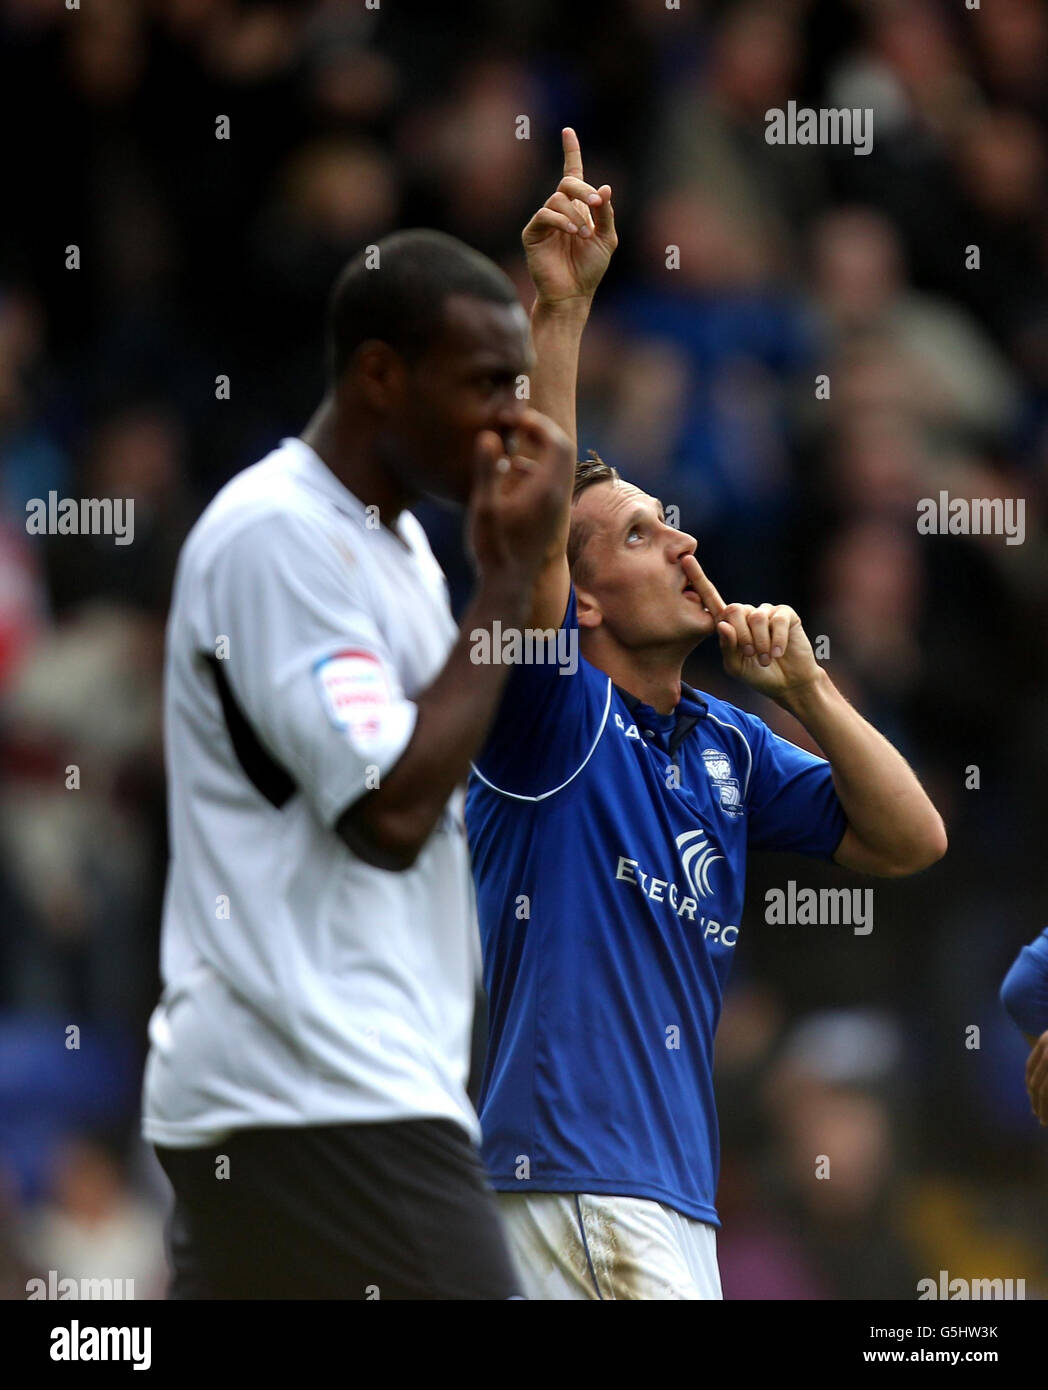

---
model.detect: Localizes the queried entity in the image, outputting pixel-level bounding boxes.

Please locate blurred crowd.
[1,0,1047,1299]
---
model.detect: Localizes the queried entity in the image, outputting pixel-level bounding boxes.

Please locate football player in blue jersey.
[465,129,948,1299]
[1001,927,1048,1126]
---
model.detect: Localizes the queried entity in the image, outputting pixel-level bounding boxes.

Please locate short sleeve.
[470,586,610,799]
[1001,930,1048,1037]
[203,512,417,827]
[740,712,847,860]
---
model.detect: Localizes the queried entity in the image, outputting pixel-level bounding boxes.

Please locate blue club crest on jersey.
[701,748,743,818]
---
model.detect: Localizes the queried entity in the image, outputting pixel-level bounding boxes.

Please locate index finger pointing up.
[562,127,584,180]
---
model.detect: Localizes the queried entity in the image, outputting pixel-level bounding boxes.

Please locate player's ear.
[351,340,408,413]
[575,585,602,629]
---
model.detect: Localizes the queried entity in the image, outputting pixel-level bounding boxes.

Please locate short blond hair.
[567,450,620,582]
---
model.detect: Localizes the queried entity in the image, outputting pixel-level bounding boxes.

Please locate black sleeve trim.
[205,654,296,809]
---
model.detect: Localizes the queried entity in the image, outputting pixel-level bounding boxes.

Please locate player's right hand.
[468,409,575,582]
[523,127,617,308]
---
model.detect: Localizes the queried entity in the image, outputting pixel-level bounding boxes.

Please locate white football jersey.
[142,438,482,1147]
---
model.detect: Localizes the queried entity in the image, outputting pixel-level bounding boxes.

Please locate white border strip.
[469,678,614,802]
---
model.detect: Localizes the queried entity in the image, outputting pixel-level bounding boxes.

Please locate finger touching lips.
[680,554,726,616]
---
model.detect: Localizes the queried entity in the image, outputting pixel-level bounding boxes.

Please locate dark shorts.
[155,1118,523,1300]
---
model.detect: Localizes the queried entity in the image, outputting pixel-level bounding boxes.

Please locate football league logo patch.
[314,648,392,748]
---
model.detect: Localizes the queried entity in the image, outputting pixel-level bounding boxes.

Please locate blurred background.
[1,0,1047,1300]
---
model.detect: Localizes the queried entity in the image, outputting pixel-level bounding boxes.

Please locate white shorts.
[497,1190,722,1300]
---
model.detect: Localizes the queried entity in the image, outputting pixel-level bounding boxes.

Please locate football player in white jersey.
[143,229,573,1299]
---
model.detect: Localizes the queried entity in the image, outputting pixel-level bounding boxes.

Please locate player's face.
[572,482,718,649]
[392,294,532,505]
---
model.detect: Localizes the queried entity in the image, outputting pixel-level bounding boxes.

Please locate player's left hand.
[522,127,616,308]
[1026,1029,1048,1126]
[681,554,824,703]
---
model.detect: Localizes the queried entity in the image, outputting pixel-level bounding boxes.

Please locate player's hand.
[468,409,575,582]
[522,127,617,308]
[1026,1030,1048,1126]
[681,554,824,702]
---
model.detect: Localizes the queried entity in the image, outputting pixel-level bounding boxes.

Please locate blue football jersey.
[466,589,847,1224]
[1001,928,1048,1037]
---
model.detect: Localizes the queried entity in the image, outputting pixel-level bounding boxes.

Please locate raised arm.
[522,127,617,628]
